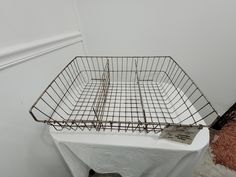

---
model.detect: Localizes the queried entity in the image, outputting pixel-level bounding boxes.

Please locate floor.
[211,121,236,171]
[193,148,236,177]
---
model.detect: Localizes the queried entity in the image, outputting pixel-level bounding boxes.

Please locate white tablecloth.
[50,127,209,177]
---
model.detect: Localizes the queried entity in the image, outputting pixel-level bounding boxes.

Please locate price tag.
[160,125,202,144]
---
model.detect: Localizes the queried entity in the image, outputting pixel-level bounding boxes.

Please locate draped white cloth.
[50,127,208,177]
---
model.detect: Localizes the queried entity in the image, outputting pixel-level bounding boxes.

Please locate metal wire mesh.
[30,56,218,133]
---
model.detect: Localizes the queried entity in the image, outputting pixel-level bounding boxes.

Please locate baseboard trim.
[0,31,82,70]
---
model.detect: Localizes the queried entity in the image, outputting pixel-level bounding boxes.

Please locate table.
[50,127,209,177]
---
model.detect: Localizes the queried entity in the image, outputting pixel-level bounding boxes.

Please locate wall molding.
[0,31,82,70]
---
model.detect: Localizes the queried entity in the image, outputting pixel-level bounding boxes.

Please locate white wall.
[0,0,79,49]
[0,0,84,177]
[76,0,236,116]
[0,44,84,177]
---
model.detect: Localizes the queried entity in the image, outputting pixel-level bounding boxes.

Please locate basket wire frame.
[30,56,218,133]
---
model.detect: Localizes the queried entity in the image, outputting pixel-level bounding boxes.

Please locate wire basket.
[30,56,218,133]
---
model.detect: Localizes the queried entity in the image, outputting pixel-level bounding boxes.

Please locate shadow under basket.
[30,56,218,133]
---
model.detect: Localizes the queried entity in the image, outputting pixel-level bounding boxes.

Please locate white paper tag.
[160,125,201,144]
